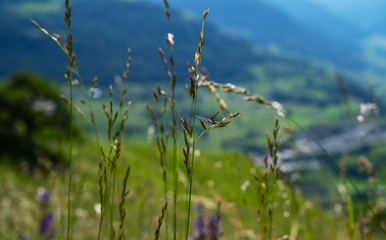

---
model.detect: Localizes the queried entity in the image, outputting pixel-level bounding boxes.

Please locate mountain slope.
[258,0,386,95]
[0,0,283,85]
[1,0,383,154]
[147,0,365,70]
[0,0,372,108]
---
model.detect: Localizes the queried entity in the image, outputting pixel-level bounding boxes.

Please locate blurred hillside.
[147,0,386,96]
[0,0,374,103]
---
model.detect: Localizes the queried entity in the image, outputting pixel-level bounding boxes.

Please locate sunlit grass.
[1,0,385,239]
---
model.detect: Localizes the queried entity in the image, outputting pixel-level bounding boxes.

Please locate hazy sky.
[307,0,381,12]
[263,0,385,31]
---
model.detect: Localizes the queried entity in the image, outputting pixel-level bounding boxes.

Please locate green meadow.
[0,0,386,239]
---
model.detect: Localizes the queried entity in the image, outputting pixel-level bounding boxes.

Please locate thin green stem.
[163,4,177,237]
[170,55,177,240]
[269,192,273,240]
[172,140,179,240]
[185,11,208,239]
[166,15,175,240]
[67,80,73,240]
[64,1,73,237]
[97,202,104,240]
[194,129,208,143]
[169,30,178,240]
[110,167,117,239]
[99,167,110,239]
[162,147,168,240]
[185,78,198,239]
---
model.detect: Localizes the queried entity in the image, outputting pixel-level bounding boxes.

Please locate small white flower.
[94,203,101,215]
[194,149,201,157]
[357,102,379,122]
[72,79,80,86]
[147,125,155,144]
[240,180,250,192]
[359,103,378,115]
[271,101,286,117]
[166,33,174,47]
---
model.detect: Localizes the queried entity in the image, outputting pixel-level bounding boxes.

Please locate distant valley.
[0,0,371,96]
[0,0,381,150]
[146,0,386,96]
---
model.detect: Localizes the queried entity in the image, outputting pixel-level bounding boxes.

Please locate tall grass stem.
[66,79,73,240]
[185,10,208,240]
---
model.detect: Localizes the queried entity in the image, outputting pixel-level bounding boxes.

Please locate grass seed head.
[199,119,207,130]
[203,9,209,19]
[189,75,196,100]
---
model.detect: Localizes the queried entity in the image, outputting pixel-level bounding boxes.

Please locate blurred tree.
[0,72,80,169]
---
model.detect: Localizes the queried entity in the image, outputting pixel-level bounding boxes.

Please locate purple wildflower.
[194,203,202,211]
[193,210,206,237]
[40,212,54,235]
[38,190,51,207]
[192,203,223,240]
[208,214,223,239]
[37,189,55,239]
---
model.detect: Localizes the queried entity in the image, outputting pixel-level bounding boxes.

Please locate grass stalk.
[97,160,105,240]
[66,76,73,240]
[169,34,178,240]
[160,1,179,237]
[118,166,131,240]
[110,167,117,239]
[169,38,178,240]
[108,87,115,239]
[146,89,169,238]
[347,195,356,240]
[155,203,168,240]
[185,9,209,240]
[63,1,74,238]
[172,141,179,240]
[168,23,179,240]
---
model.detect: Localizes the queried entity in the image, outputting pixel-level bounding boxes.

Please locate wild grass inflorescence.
[25,0,386,239]
[32,0,77,238]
